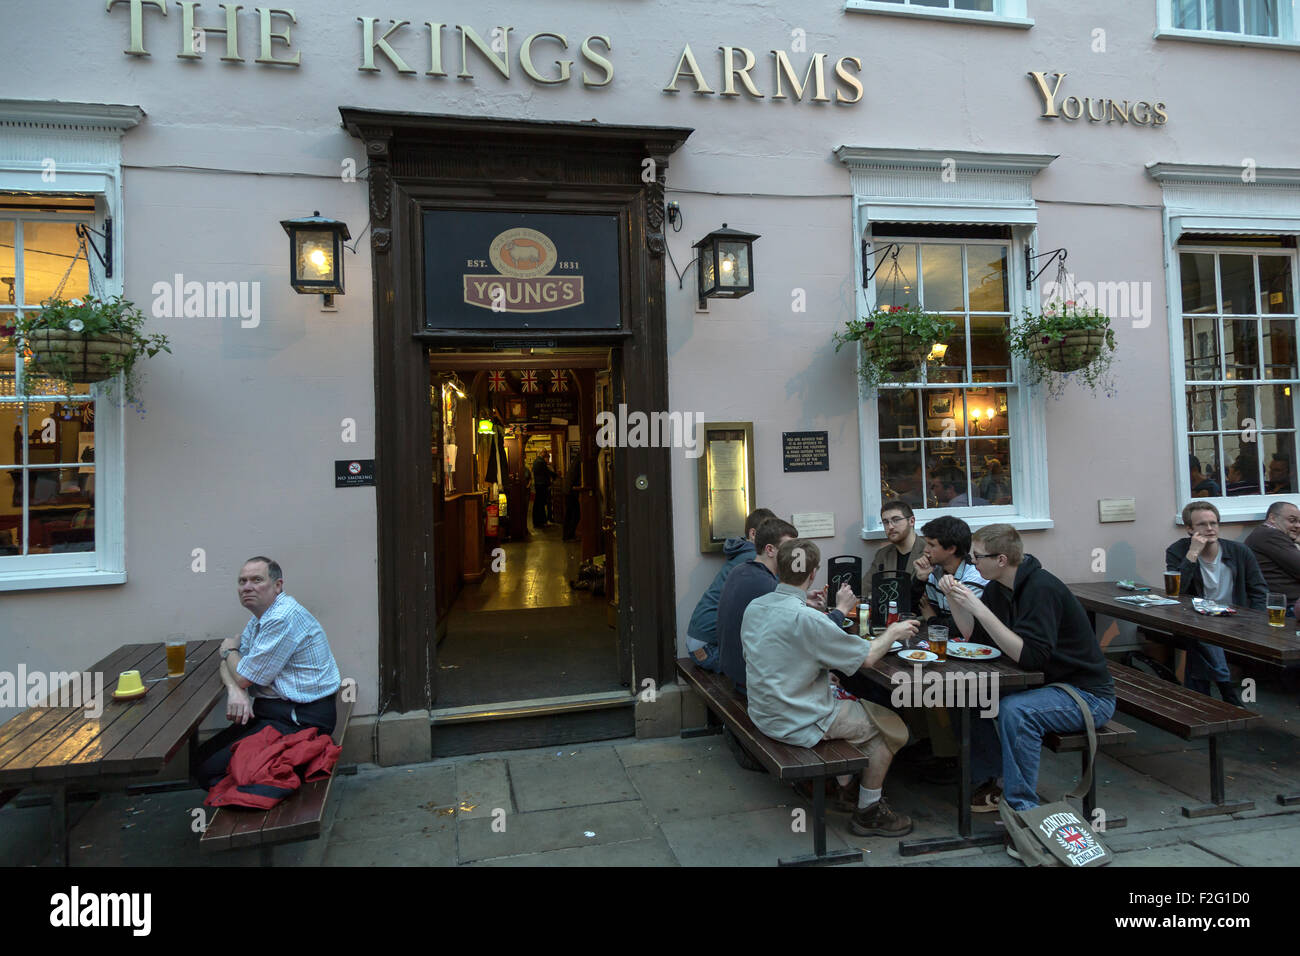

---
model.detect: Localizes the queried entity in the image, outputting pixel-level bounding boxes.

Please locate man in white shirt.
[742,538,917,837]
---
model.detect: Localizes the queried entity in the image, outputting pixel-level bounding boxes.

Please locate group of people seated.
[685,503,1116,846]
[1190,452,1295,498]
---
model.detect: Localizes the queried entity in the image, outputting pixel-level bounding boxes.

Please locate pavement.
[3,681,1298,867]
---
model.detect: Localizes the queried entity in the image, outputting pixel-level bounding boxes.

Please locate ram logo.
[489,228,557,278]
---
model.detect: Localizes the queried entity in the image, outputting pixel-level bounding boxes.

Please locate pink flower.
[1041,335,1051,344]
[865,321,876,331]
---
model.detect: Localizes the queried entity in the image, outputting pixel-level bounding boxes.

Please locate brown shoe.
[971,779,1002,814]
[850,798,913,837]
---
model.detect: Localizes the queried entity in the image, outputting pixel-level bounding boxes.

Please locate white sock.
[837,775,853,787]
[858,787,882,810]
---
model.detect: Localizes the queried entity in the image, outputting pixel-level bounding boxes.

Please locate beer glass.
[165,636,187,677]
[928,625,949,662]
[1164,568,1181,598]
[1267,593,1287,628]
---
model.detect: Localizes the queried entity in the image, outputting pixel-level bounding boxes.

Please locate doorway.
[429,349,620,711]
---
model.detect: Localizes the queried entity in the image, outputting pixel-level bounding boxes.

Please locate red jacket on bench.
[205,725,341,810]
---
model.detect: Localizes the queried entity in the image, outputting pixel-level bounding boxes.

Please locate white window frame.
[845,0,1033,29]
[1149,160,1300,524]
[835,147,1056,541]
[1156,0,1300,50]
[0,100,143,590]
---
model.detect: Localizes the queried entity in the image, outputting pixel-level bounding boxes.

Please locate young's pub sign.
[423,211,621,329]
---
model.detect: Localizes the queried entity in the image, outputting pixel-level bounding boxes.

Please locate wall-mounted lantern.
[692,223,759,307]
[280,211,350,302]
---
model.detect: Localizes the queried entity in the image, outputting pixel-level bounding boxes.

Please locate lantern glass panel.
[295,231,336,282]
[718,241,750,289]
[700,247,717,297]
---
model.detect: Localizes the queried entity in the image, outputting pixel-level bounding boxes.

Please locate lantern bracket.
[76,221,112,280]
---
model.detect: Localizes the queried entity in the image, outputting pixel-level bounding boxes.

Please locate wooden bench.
[200,690,354,863]
[1106,660,1262,818]
[676,658,868,867]
[1043,720,1137,829]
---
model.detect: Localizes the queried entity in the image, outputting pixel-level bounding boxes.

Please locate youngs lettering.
[1028,71,1167,127]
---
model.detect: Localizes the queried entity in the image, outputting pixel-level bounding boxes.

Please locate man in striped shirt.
[192,556,342,789]
[915,515,988,632]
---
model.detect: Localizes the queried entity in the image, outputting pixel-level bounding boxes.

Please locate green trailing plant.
[834,305,957,389]
[10,295,171,409]
[1009,297,1116,397]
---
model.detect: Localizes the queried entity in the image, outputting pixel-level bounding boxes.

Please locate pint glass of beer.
[1163,569,1181,598]
[928,625,949,662]
[1267,593,1287,628]
[165,636,187,677]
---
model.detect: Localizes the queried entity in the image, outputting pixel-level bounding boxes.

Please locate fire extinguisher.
[486,503,499,537]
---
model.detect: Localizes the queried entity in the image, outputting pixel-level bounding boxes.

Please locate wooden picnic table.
[1067,580,1300,668]
[0,639,226,865]
[859,646,1044,855]
[1068,580,1300,806]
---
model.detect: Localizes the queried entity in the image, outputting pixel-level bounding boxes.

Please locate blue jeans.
[969,686,1116,811]
[692,642,721,673]
[1185,642,1230,692]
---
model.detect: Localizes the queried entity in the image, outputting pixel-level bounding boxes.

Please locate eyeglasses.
[882,516,910,526]
[969,552,999,563]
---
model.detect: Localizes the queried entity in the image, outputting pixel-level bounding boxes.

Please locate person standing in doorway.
[532,451,556,529]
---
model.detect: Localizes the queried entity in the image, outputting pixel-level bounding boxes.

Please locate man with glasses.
[939,525,1115,825]
[1166,501,1265,704]
[868,500,927,609]
[1245,500,1300,608]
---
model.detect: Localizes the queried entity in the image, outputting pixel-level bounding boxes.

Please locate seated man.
[914,514,987,632]
[868,499,927,612]
[684,507,775,672]
[192,557,342,789]
[1245,500,1300,607]
[1166,502,1265,704]
[940,525,1116,828]
[929,461,989,508]
[742,538,917,836]
[1189,455,1221,498]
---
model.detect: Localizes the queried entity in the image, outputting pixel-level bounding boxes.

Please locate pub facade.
[3,0,1299,760]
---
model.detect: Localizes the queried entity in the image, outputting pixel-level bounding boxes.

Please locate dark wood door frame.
[341,108,691,714]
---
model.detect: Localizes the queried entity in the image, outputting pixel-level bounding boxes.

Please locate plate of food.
[898,649,938,663]
[947,642,1001,660]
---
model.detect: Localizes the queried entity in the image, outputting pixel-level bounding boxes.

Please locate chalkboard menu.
[528,394,577,423]
[783,431,829,472]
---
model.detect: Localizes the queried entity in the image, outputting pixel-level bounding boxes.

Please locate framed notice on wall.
[697,422,756,553]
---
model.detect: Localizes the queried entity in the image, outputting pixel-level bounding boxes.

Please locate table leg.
[1182,735,1254,818]
[49,785,68,867]
[899,705,1004,856]
[1278,793,1300,806]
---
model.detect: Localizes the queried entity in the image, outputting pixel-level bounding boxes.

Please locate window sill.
[1154,27,1300,51]
[0,568,126,591]
[860,516,1054,540]
[844,2,1033,28]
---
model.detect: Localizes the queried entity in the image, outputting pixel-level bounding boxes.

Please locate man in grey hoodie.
[685,507,775,671]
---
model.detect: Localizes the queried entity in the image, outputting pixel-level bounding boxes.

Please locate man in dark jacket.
[684,507,775,672]
[1166,501,1266,704]
[717,517,803,691]
[1245,500,1300,605]
[941,524,1116,815]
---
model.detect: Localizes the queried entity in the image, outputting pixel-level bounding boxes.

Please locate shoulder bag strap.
[1047,682,1097,801]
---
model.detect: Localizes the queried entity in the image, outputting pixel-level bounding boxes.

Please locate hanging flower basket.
[1026,329,1108,373]
[10,296,170,407]
[834,306,955,390]
[863,328,931,373]
[26,329,135,384]
[1010,298,1117,396]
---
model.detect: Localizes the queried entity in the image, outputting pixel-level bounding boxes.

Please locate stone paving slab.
[454,757,513,819]
[1111,843,1233,867]
[626,752,794,822]
[614,734,722,768]
[467,833,680,867]
[457,800,655,863]
[332,764,457,819]
[661,805,858,867]
[1190,827,1300,865]
[323,826,457,867]
[507,747,637,812]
